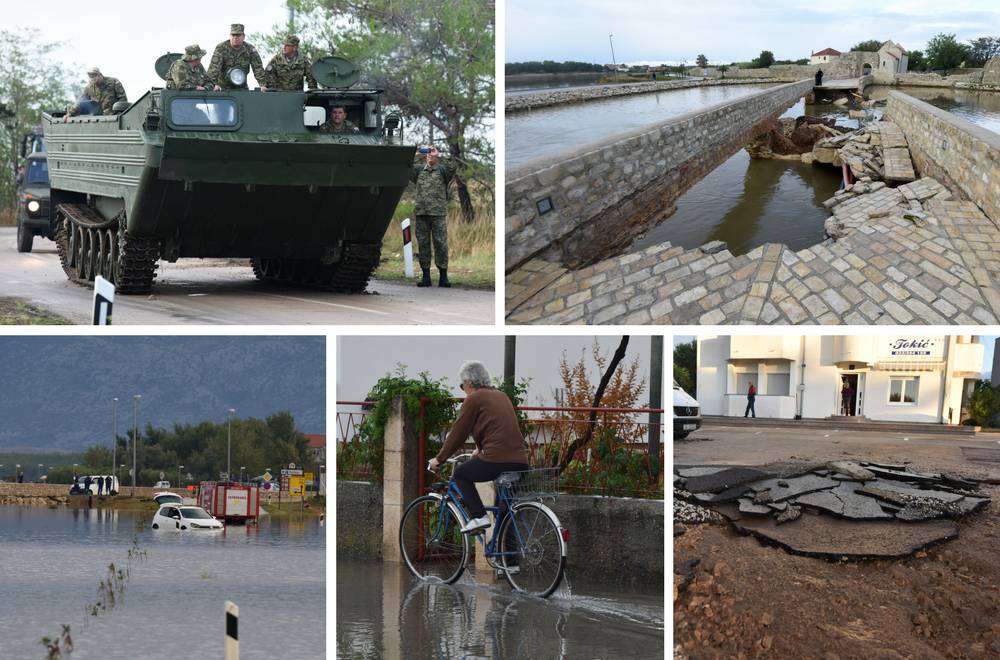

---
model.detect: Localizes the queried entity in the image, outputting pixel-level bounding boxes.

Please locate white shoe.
[460,516,490,534]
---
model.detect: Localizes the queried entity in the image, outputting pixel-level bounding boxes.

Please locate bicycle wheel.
[399,495,470,584]
[497,501,566,597]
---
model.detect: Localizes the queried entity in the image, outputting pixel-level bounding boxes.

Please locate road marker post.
[225,600,239,659]
[92,275,115,325]
[401,218,414,278]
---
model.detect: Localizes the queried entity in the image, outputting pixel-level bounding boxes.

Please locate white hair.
[458,360,492,389]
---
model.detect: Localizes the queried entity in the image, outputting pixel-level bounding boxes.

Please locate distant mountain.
[0,336,325,452]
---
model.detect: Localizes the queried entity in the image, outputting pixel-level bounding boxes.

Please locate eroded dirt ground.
[675,427,1000,659]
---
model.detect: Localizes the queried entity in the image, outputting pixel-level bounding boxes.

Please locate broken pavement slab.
[747,474,840,502]
[682,467,772,493]
[796,482,894,520]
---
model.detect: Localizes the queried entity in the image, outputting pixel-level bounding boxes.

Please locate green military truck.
[41,56,411,293]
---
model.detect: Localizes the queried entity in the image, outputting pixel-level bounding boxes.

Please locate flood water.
[336,559,664,659]
[505,83,778,169]
[0,505,325,660]
[871,85,1000,135]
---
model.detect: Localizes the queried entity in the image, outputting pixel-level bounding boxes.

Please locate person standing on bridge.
[815,69,823,86]
[410,144,457,288]
[744,380,757,418]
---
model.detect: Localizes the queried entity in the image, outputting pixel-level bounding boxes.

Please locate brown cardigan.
[436,388,529,464]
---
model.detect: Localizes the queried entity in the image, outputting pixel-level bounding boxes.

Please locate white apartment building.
[697,335,983,425]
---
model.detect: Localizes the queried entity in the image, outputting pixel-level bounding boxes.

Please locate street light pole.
[178,465,184,487]
[112,397,118,480]
[227,408,235,483]
[609,33,617,79]
[132,394,141,496]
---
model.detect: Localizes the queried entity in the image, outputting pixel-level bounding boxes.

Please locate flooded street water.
[336,559,664,659]
[506,83,777,169]
[0,505,325,660]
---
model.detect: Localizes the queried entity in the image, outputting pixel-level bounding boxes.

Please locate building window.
[888,376,919,405]
[731,368,758,395]
[766,374,790,396]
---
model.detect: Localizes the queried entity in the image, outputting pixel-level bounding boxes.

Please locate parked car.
[153,480,171,489]
[151,505,224,531]
[152,491,184,505]
[674,381,702,440]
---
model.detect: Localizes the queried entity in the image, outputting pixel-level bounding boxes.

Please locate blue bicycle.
[398,454,569,598]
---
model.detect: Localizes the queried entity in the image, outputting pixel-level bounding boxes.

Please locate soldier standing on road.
[319,105,359,133]
[168,45,219,91]
[744,380,757,418]
[263,35,317,91]
[208,23,268,91]
[410,144,456,287]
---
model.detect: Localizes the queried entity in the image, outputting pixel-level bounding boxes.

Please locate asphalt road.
[677,423,1000,480]
[0,228,494,325]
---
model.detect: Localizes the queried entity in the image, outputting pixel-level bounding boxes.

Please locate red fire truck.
[198,482,260,523]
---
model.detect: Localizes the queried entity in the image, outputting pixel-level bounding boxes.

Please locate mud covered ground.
[675,426,1000,659]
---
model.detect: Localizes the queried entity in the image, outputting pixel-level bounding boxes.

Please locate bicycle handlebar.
[427,452,475,474]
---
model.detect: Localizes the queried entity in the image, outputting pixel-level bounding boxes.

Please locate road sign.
[92,276,115,325]
[159,471,165,480]
[262,471,272,482]
[289,462,296,470]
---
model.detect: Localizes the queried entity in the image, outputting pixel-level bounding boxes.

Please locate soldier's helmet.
[230,23,245,35]
[283,35,300,47]
[86,66,102,78]
[183,44,207,62]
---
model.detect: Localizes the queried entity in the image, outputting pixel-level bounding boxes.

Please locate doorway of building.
[838,373,865,416]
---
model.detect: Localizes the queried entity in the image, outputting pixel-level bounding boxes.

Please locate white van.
[673,381,702,439]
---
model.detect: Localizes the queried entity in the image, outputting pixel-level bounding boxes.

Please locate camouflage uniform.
[263,53,317,91]
[167,59,213,91]
[409,155,456,270]
[83,76,128,115]
[207,40,266,89]
[319,118,359,134]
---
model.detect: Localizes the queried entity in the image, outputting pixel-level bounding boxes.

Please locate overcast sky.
[6,0,290,97]
[506,0,1000,65]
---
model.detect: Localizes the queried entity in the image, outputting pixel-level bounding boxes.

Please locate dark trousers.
[745,397,756,417]
[453,456,529,519]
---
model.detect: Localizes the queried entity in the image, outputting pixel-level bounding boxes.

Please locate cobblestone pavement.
[506,178,1000,325]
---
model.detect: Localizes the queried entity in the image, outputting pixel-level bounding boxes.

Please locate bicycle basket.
[497,467,560,501]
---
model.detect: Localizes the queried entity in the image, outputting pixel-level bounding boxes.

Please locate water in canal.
[506,83,778,169]
[336,559,664,659]
[871,85,1000,135]
[0,505,325,660]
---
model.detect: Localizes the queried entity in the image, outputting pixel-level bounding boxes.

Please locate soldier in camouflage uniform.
[409,145,456,287]
[263,35,317,91]
[319,105,359,134]
[207,23,268,91]
[71,67,127,115]
[167,45,216,91]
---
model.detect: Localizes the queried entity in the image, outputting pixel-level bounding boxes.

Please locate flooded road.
[506,83,777,169]
[336,560,664,659]
[0,506,324,659]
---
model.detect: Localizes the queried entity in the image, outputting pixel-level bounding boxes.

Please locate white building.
[810,47,842,65]
[696,335,982,425]
[878,40,908,74]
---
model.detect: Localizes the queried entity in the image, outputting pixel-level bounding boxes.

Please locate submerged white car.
[151,505,224,531]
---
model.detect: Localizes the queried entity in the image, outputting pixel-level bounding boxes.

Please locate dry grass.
[0,208,16,227]
[375,193,495,289]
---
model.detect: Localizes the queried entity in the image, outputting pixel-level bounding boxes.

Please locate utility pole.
[609,33,618,79]
[111,397,118,480]
[132,394,141,496]
[649,336,663,480]
[503,336,516,390]
[227,408,236,482]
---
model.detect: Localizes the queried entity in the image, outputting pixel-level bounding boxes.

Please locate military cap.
[86,66,102,77]
[183,44,207,61]
[283,34,300,47]
[230,23,245,35]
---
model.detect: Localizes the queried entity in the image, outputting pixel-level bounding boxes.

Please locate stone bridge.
[505,79,815,271]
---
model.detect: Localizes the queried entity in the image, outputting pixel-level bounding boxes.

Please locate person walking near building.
[410,144,456,287]
[744,380,756,418]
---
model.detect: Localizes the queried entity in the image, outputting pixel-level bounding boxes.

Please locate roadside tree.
[696,54,708,68]
[673,340,696,393]
[926,33,970,74]
[967,381,1000,427]
[752,50,775,68]
[968,36,1000,67]
[907,50,926,71]
[850,39,883,52]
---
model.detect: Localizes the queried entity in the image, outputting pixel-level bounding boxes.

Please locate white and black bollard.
[225,600,239,660]
[401,217,414,278]
[92,275,115,325]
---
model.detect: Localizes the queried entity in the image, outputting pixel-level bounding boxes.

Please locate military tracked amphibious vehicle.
[41,56,411,294]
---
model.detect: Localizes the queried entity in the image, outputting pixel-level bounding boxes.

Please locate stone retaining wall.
[506,78,783,113]
[885,91,1000,225]
[0,483,185,498]
[505,79,815,270]
[334,480,664,583]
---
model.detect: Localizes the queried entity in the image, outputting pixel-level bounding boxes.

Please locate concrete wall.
[506,79,814,270]
[334,480,664,583]
[885,91,1000,225]
[725,53,876,82]
[336,480,383,560]
[0,483,172,497]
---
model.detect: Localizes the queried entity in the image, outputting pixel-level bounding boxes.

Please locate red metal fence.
[336,400,664,499]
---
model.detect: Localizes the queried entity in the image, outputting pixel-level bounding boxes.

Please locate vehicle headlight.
[27,200,40,213]
[190,522,203,528]
[228,68,247,86]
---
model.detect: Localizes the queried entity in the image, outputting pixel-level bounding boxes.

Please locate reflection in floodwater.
[336,560,664,659]
[869,86,1000,135]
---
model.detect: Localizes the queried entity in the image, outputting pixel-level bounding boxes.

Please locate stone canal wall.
[885,90,1000,225]
[506,78,783,113]
[335,480,664,583]
[505,78,815,270]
